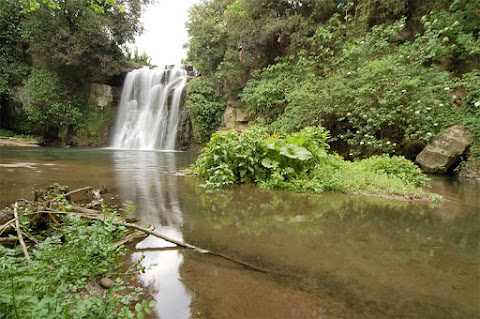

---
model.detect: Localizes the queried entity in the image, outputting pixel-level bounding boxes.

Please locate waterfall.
[110,65,187,150]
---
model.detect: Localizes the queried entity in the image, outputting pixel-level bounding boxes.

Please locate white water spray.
[110,65,187,150]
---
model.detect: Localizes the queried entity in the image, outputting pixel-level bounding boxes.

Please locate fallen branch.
[64,186,93,198]
[14,202,31,263]
[0,218,17,235]
[79,213,268,273]
[43,209,268,272]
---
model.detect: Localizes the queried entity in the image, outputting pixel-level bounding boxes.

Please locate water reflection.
[112,150,192,319]
[180,183,480,318]
[1,147,479,318]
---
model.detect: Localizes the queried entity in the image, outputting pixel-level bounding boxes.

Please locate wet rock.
[99,278,114,289]
[416,125,472,174]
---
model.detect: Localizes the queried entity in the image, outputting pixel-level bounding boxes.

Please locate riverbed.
[1,147,479,318]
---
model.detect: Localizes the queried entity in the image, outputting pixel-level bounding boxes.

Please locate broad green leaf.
[261,157,280,168]
[279,144,313,160]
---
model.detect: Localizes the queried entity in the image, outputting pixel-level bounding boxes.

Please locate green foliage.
[358,155,428,187]
[73,104,117,146]
[192,126,426,197]
[19,0,150,88]
[0,0,30,96]
[20,69,81,137]
[0,206,150,319]
[185,0,234,75]
[186,0,478,166]
[252,13,477,158]
[20,0,122,13]
[192,128,265,188]
[185,77,225,143]
[240,61,291,120]
[126,48,152,67]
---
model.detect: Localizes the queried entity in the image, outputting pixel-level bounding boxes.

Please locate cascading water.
[110,65,187,150]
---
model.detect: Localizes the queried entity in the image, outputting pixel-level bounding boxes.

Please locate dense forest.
[0,0,151,145]
[1,0,479,174]
[183,0,479,175]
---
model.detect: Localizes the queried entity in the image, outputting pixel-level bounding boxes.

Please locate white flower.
[453,95,457,99]
[363,114,368,119]
[439,103,444,107]
[347,72,352,75]
[427,132,432,136]
[356,131,360,134]
[434,123,438,126]
[360,141,364,145]
[426,107,432,111]
[402,89,407,93]
[393,143,397,147]
[386,141,391,145]
[444,87,450,91]
[415,110,420,114]
[346,112,352,116]
[474,101,480,107]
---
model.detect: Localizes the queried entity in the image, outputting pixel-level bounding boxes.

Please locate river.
[1,147,479,318]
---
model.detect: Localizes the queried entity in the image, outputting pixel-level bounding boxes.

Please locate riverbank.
[0,184,156,318]
[0,136,40,147]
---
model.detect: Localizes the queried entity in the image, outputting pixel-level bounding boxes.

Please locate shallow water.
[1,147,479,318]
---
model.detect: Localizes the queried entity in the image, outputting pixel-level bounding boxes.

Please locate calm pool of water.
[1,147,479,318]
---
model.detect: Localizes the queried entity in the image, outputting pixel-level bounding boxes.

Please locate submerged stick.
[49,210,268,273]
[14,202,31,263]
[26,208,268,273]
[121,221,267,273]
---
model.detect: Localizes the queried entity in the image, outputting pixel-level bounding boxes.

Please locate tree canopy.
[184,0,480,167]
[0,0,151,141]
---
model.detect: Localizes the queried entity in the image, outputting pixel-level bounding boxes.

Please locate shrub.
[185,77,225,143]
[20,69,81,138]
[192,126,426,197]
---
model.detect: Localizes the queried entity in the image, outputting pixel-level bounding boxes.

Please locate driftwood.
[1,184,268,273]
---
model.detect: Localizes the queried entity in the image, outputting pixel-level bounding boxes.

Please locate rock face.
[223,99,250,131]
[88,83,114,109]
[416,125,472,174]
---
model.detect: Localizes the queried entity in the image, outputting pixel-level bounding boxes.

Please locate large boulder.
[416,125,473,174]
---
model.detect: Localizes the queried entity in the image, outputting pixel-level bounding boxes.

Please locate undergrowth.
[0,203,154,319]
[191,126,428,198]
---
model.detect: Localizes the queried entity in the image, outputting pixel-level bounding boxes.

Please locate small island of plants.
[191,126,431,199]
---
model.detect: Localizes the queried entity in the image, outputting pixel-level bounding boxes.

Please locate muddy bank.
[0,136,40,147]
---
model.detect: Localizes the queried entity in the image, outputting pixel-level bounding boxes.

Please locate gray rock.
[416,125,472,174]
[99,278,114,289]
